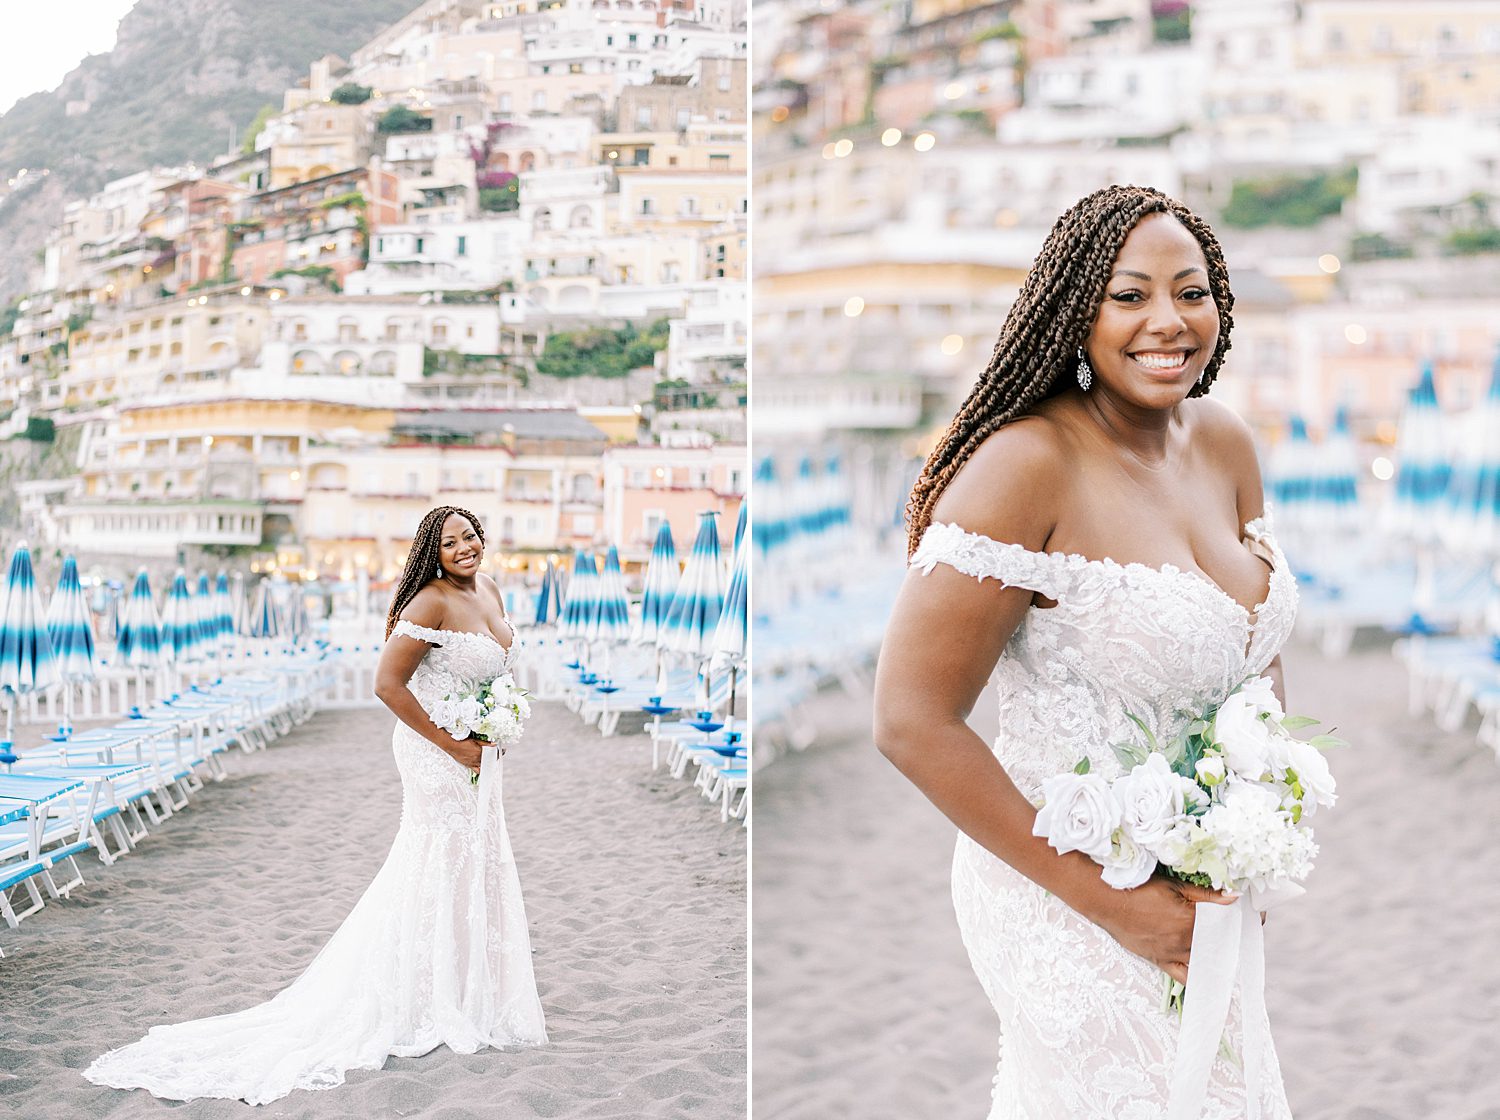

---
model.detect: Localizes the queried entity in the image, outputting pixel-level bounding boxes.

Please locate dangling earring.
[435,566,444,579]
[1076,347,1093,391]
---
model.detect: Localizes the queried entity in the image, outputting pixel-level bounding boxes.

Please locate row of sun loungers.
[0,655,333,955]
[518,632,748,826]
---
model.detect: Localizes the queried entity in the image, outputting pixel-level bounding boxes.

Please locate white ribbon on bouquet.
[1166,883,1303,1120]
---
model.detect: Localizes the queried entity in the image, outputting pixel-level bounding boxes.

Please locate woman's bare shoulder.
[929,414,1070,548]
[397,585,448,630]
[1182,396,1264,515]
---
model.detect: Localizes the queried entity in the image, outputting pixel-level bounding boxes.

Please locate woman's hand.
[1090,874,1239,985]
[446,736,484,774]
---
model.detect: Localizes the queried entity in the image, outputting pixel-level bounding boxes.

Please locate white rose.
[430,696,459,733]
[1195,754,1226,786]
[1115,753,1193,851]
[1284,739,1337,814]
[1033,772,1121,862]
[1213,679,1283,780]
[1101,829,1157,890]
[455,696,483,730]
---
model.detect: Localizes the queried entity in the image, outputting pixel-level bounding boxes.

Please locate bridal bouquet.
[1032,676,1343,1009]
[429,674,532,785]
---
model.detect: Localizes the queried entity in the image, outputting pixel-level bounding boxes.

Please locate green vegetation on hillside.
[535,320,670,380]
[1222,167,1358,229]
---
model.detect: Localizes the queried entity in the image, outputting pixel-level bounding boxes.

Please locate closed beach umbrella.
[285,588,311,645]
[1442,351,1500,558]
[0,541,59,764]
[247,579,281,640]
[1267,416,1317,537]
[213,571,235,651]
[659,510,726,660]
[117,568,162,669]
[533,561,559,626]
[47,555,97,683]
[192,572,218,651]
[635,522,679,644]
[590,546,631,645]
[560,550,598,641]
[733,500,747,555]
[753,457,785,558]
[160,569,201,664]
[711,525,749,716]
[1312,408,1362,535]
[1389,362,1452,543]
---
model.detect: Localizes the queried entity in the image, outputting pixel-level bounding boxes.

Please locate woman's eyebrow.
[1110,266,1207,281]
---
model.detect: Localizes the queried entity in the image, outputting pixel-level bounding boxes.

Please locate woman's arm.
[372,587,485,773]
[875,423,1232,983]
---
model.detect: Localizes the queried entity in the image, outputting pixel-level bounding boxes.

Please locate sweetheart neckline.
[926,517,1283,629]
[395,621,515,654]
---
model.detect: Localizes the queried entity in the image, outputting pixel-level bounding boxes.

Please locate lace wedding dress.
[84,621,547,1104]
[910,517,1298,1120]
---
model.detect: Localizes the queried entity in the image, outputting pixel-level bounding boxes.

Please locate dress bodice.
[391,621,517,713]
[910,516,1298,802]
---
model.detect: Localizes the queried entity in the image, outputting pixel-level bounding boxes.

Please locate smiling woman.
[872,184,1299,1118]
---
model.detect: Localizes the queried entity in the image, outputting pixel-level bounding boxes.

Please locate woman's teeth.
[1132,352,1188,371]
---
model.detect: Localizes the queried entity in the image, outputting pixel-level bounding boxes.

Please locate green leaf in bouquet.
[1279,715,1320,732]
[1074,757,1091,775]
[1112,740,1148,769]
[1186,719,1209,738]
[1308,734,1349,751]
[1289,802,1302,824]
[1123,712,1161,754]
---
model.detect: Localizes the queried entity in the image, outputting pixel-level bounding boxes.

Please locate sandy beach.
[752,636,1500,1120]
[1,701,746,1120]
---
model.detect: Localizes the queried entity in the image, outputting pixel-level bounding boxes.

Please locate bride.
[873,186,1295,1118]
[85,505,547,1104]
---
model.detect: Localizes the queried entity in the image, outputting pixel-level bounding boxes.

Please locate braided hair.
[384,505,485,638]
[904,184,1235,556]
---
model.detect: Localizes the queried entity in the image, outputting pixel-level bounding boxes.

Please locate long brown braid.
[384,506,486,638]
[904,184,1236,556]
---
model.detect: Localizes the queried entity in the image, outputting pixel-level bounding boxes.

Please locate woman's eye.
[1108,291,1143,303]
[1181,288,1210,301]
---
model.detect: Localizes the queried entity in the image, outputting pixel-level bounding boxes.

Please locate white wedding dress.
[84,620,547,1104]
[910,516,1298,1120]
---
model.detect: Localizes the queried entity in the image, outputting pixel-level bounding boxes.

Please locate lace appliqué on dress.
[913,519,1297,1120]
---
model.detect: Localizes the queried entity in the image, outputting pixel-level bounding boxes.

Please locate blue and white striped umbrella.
[285,588,311,645]
[589,546,631,645]
[659,510,726,659]
[160,569,203,664]
[635,522,679,644]
[1311,408,1361,533]
[192,572,218,653]
[46,555,97,683]
[820,452,853,535]
[0,541,59,700]
[712,526,748,667]
[247,579,281,640]
[1389,362,1453,542]
[117,568,163,669]
[559,550,598,641]
[1441,350,1500,558]
[533,561,559,626]
[0,542,57,761]
[734,500,747,555]
[212,571,236,650]
[1267,415,1317,535]
[753,457,787,557]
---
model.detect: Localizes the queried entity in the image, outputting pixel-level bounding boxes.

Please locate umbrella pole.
[728,664,738,720]
[0,695,14,771]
